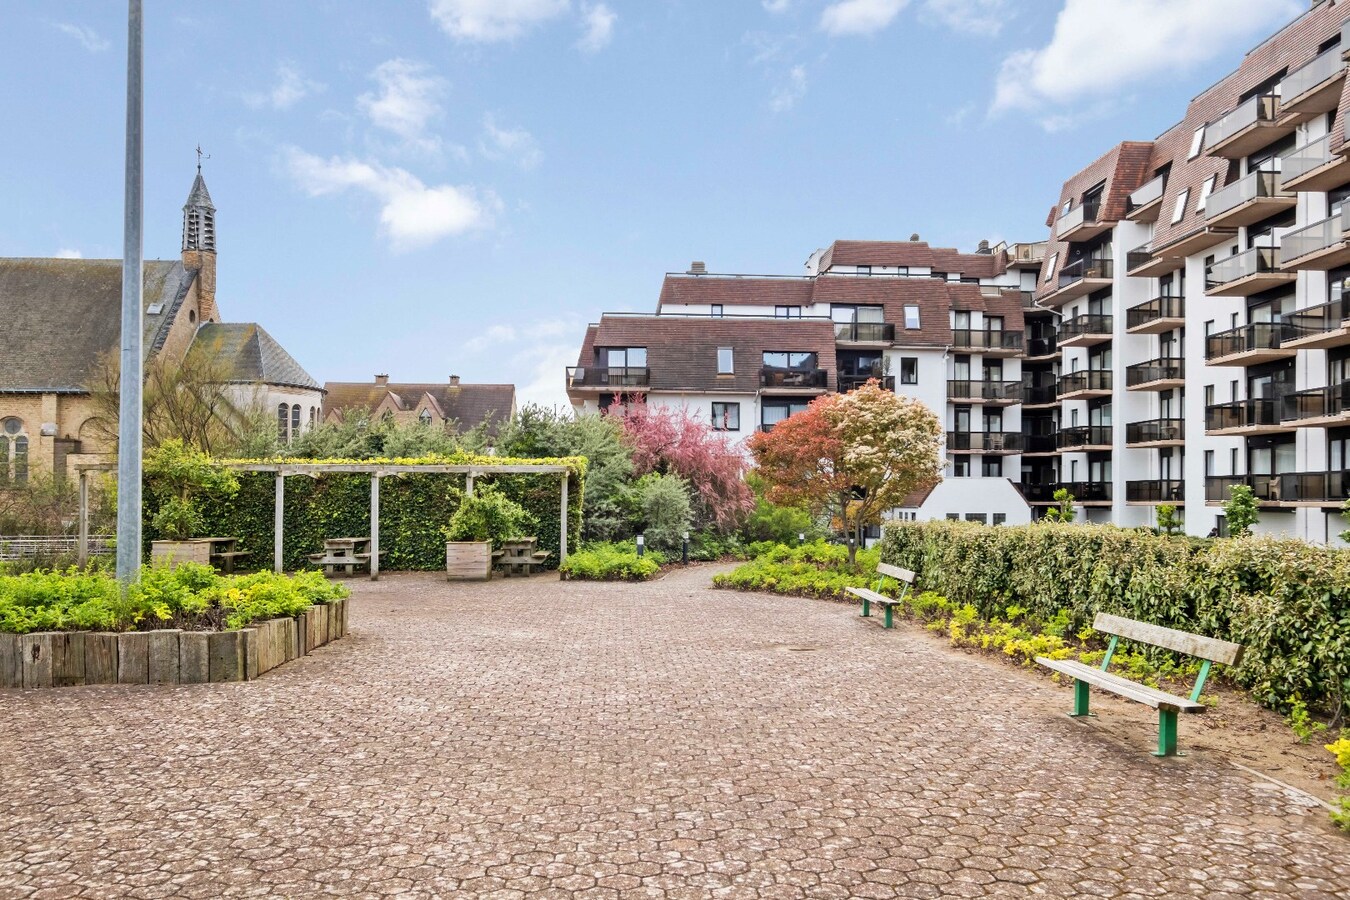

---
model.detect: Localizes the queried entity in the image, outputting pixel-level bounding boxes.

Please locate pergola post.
[559,472,569,564]
[274,472,285,573]
[370,473,381,582]
[77,471,90,567]
[465,472,475,497]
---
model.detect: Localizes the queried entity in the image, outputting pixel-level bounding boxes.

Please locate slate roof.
[818,241,1006,278]
[189,323,322,391]
[657,276,814,310]
[0,258,196,393]
[324,381,516,432]
[184,172,215,210]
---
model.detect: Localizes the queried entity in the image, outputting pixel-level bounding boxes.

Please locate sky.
[0,0,1308,408]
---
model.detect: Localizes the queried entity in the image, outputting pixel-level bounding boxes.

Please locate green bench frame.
[845,562,915,629]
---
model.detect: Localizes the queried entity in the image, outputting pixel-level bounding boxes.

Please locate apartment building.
[566,240,1046,524]
[1037,0,1350,542]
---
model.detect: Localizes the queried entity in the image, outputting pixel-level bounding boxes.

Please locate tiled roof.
[658,275,814,310]
[189,323,321,391]
[811,277,957,347]
[819,241,1006,278]
[324,381,516,432]
[0,258,195,392]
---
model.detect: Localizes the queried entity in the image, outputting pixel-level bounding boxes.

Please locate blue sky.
[0,0,1306,407]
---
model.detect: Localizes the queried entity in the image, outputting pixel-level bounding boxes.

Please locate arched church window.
[291,404,301,438]
[278,404,290,442]
[13,437,27,484]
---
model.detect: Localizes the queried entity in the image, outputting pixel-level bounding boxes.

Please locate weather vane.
[196,144,210,172]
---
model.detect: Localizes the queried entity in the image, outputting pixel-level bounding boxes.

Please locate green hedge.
[559,542,665,581]
[144,455,585,573]
[880,521,1350,715]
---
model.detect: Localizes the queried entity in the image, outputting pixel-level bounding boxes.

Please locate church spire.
[182,164,216,253]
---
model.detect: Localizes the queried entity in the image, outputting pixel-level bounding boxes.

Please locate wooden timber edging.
[0,597,349,689]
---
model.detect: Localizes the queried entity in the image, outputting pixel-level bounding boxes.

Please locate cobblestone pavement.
[1,567,1346,899]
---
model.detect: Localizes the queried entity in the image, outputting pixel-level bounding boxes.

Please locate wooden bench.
[1035,613,1244,757]
[845,562,915,629]
[210,549,251,574]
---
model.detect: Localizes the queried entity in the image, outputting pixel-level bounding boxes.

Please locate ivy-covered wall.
[881,521,1350,716]
[144,456,585,572]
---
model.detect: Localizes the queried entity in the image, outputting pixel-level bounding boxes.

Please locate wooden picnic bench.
[199,537,250,574]
[308,537,386,576]
[495,538,551,577]
[845,561,915,629]
[1036,613,1244,757]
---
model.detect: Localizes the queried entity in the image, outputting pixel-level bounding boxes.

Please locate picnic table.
[198,537,251,574]
[308,537,385,576]
[494,538,551,577]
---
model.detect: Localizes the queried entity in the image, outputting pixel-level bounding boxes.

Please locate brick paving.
[0,566,1346,899]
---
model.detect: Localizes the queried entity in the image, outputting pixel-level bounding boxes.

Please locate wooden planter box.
[446,541,492,581]
[150,540,212,568]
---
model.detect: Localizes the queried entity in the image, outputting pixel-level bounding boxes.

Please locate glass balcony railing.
[1205,398,1280,432]
[1057,257,1113,289]
[834,322,895,342]
[1205,170,1288,219]
[1280,45,1344,105]
[1025,336,1058,357]
[1127,174,1166,212]
[1126,357,1184,387]
[760,367,828,388]
[1205,247,1283,290]
[1059,482,1112,503]
[1126,294,1184,330]
[1058,370,1112,394]
[951,330,1024,352]
[1022,433,1058,453]
[1008,242,1047,266]
[838,373,895,392]
[1056,425,1113,450]
[1204,321,1288,361]
[1125,419,1185,444]
[566,366,650,388]
[1283,134,1334,183]
[1279,207,1350,265]
[1060,314,1113,341]
[1126,241,1155,273]
[1023,383,1058,405]
[1276,470,1350,503]
[946,380,1023,402]
[1280,381,1350,423]
[1056,199,1102,238]
[1283,294,1350,341]
[946,432,1024,452]
[1126,480,1186,503]
[1204,94,1277,152]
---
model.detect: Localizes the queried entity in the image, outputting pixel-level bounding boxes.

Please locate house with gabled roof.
[322,375,516,435]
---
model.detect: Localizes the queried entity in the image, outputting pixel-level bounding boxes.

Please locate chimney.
[375,374,389,386]
[688,261,707,275]
[976,240,991,255]
[449,374,461,386]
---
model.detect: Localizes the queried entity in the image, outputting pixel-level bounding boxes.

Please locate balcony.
[1278,45,1346,118]
[1025,335,1058,359]
[1059,314,1113,348]
[1056,425,1113,451]
[1058,370,1113,400]
[1125,358,1185,391]
[1278,207,1350,270]
[1006,242,1047,270]
[1281,295,1350,350]
[1022,482,1111,506]
[566,366,650,389]
[1125,419,1185,447]
[1279,381,1350,427]
[1126,294,1184,334]
[1205,398,1292,436]
[951,329,1024,355]
[1155,224,1237,258]
[1056,199,1109,242]
[1021,433,1060,455]
[839,373,896,392]
[760,367,828,390]
[1125,241,1183,277]
[1022,383,1059,407]
[1204,170,1295,228]
[1204,94,1293,159]
[1205,322,1296,366]
[946,432,1024,454]
[1280,134,1350,192]
[1126,480,1186,505]
[1125,173,1167,222]
[946,380,1023,405]
[1206,472,1350,507]
[834,321,895,343]
[1205,475,1279,506]
[1204,247,1294,297]
[1040,258,1114,307]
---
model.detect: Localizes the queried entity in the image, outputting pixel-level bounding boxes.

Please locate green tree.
[1223,484,1259,537]
[1340,499,1349,544]
[1042,489,1076,523]
[1155,503,1182,536]
[630,473,692,554]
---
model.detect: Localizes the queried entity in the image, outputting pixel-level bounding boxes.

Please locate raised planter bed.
[446,541,492,581]
[0,598,348,689]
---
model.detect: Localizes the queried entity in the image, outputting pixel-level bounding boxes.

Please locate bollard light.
[682,531,690,566]
[798,532,805,545]
[636,534,645,557]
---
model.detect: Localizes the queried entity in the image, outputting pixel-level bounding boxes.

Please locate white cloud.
[357,59,447,154]
[577,3,617,53]
[762,0,793,13]
[54,248,83,259]
[283,147,497,250]
[992,0,1302,122]
[53,22,109,52]
[920,0,1006,36]
[244,62,324,110]
[463,324,518,352]
[820,0,910,36]
[771,65,808,113]
[480,115,544,170]
[428,0,572,42]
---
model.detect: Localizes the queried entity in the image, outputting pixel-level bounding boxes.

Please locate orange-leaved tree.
[748,381,944,564]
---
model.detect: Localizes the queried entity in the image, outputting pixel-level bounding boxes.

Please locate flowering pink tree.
[608,399,754,533]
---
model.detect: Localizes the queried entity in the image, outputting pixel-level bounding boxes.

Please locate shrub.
[688,531,746,561]
[712,541,882,600]
[1042,489,1076,523]
[144,440,239,540]
[631,473,692,554]
[559,542,664,581]
[1155,503,1181,536]
[1328,736,1350,831]
[1224,484,1259,536]
[445,487,537,548]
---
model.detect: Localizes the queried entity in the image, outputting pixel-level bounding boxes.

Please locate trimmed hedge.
[880,521,1350,716]
[144,454,586,572]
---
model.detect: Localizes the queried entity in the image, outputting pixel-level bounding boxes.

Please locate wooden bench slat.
[845,586,900,606]
[875,562,915,584]
[1035,657,1205,713]
[1091,613,1243,666]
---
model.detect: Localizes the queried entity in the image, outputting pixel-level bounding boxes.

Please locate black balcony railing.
[760,367,828,388]
[1126,294,1184,330]
[1059,370,1112,394]
[839,373,896,392]
[1023,383,1058,405]
[1020,483,1058,503]
[1059,481,1112,502]
[1125,419,1185,445]
[1126,243,1155,273]
[1126,357,1185,387]
[1204,476,1272,504]
[1280,381,1350,423]
[1205,398,1280,432]
[1057,257,1113,290]
[946,432,1025,452]
[1283,294,1350,342]
[1127,480,1186,503]
[1276,470,1350,504]
[946,380,1023,402]
[834,322,895,342]
[1022,433,1059,453]
[566,366,650,388]
[1056,425,1113,450]
[1205,322,1289,361]
[1025,336,1058,357]
[951,329,1024,352]
[1060,314,1113,341]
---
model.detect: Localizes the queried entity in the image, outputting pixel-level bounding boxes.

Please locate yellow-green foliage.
[881,521,1350,715]
[712,541,882,599]
[1328,737,1350,831]
[0,563,348,634]
[559,542,664,581]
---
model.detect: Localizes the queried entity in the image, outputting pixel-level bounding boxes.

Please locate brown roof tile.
[657,275,814,310]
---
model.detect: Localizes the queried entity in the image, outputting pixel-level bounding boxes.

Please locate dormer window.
[419,409,433,425]
[857,265,872,276]
[904,305,921,329]
[717,347,734,374]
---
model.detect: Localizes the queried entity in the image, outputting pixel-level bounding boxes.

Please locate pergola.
[75,461,575,578]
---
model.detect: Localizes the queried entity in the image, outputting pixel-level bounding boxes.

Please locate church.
[0,170,323,482]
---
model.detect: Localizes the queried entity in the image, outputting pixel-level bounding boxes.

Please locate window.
[953,458,970,477]
[711,402,740,431]
[1,417,21,436]
[1044,253,1058,283]
[1205,450,1215,476]
[717,346,734,374]
[1196,174,1217,212]
[277,403,290,442]
[981,457,1002,478]
[291,404,301,437]
[1204,385,1215,407]
[1231,379,1240,400]
[11,437,26,485]
[760,399,810,431]
[763,351,817,368]
[1189,126,1205,159]
[710,304,723,317]
[900,357,918,384]
[605,347,647,368]
[966,513,988,524]
[903,305,921,329]
[1171,189,1190,224]
[946,513,960,521]
[774,305,801,319]
[419,409,433,425]
[1230,447,1239,474]
[1061,199,1073,216]
[1204,319,1215,338]
[992,513,1007,526]
[0,425,26,486]
[857,265,872,276]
